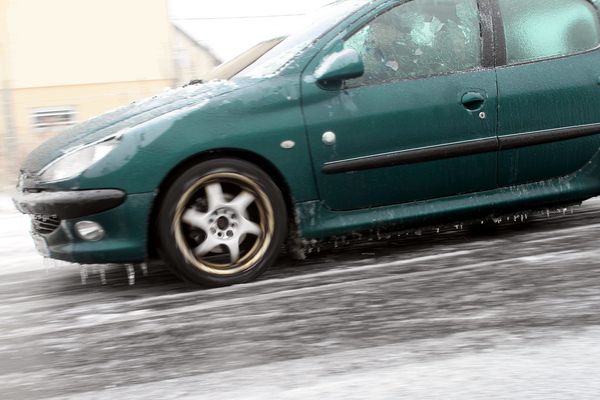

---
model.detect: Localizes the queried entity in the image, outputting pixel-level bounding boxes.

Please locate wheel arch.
[147,148,296,259]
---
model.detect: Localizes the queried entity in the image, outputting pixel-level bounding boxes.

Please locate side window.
[499,0,600,64]
[343,0,481,86]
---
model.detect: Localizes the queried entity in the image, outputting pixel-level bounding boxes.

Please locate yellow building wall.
[6,0,175,88]
[0,0,13,183]
[0,0,187,183]
[11,79,172,166]
[172,27,220,86]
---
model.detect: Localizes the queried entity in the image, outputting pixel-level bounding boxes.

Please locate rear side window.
[499,0,600,64]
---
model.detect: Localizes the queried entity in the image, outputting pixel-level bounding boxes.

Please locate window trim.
[492,0,600,68]
[333,0,494,89]
[478,0,497,67]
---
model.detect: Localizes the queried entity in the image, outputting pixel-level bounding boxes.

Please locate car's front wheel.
[157,158,287,287]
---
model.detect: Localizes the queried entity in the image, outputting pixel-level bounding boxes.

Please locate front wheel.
[157,158,287,287]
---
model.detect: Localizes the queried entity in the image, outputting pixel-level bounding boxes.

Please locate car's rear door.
[494,0,600,187]
[301,0,499,211]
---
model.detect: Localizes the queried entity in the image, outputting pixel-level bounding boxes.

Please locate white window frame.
[31,107,78,131]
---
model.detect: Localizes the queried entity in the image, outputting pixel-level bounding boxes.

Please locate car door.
[301,0,499,211]
[495,0,600,187]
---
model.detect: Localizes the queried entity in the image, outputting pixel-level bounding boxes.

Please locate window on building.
[343,0,481,86]
[31,108,77,131]
[499,0,600,64]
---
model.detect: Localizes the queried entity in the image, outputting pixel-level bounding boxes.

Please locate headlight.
[39,136,120,182]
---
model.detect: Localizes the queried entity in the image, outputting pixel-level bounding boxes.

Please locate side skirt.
[298,203,582,255]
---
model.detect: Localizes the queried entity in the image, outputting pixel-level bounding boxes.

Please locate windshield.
[210,0,370,80]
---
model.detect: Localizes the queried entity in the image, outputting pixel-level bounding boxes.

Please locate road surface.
[1,194,600,399]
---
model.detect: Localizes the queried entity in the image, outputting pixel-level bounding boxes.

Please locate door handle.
[461,92,485,111]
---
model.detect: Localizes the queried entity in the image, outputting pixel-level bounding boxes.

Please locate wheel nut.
[227,230,234,237]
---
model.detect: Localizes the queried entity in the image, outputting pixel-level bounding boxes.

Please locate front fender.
[59,75,319,204]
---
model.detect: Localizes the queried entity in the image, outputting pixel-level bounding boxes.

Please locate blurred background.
[0,0,331,189]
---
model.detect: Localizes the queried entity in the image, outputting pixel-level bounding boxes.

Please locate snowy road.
[2,195,600,399]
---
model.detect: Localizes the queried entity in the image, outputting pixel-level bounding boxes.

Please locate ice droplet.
[100,266,107,285]
[79,265,88,285]
[385,60,399,71]
[126,264,135,286]
[43,258,55,274]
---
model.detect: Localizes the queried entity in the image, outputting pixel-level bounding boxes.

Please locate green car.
[13,0,600,286]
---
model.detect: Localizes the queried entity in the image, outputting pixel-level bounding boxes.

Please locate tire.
[157,158,287,287]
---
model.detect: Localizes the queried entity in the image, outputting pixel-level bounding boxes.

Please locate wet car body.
[14,0,600,284]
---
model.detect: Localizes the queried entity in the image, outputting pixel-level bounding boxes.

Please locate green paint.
[314,49,365,83]
[297,146,600,238]
[45,192,154,263]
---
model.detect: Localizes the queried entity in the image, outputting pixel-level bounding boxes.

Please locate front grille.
[32,215,61,235]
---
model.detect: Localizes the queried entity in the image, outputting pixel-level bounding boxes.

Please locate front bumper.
[13,189,126,219]
[13,190,155,264]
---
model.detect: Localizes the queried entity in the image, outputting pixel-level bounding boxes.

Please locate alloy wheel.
[173,172,275,276]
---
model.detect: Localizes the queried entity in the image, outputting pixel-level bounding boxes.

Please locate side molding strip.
[498,122,600,150]
[322,122,600,175]
[322,138,498,174]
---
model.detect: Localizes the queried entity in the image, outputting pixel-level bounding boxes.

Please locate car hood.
[21,79,247,174]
